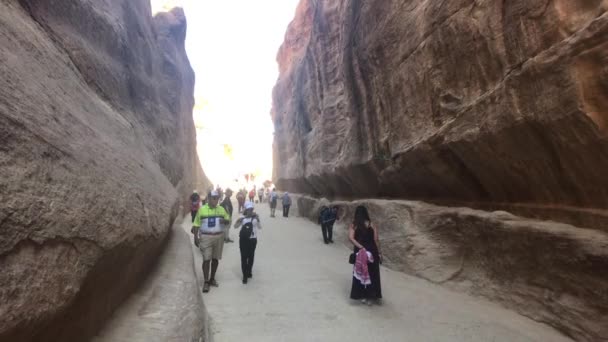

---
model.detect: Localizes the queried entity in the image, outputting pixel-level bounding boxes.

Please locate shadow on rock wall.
[0,2,210,341]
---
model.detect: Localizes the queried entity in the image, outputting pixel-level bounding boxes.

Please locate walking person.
[257,187,264,203]
[282,192,292,217]
[191,190,231,293]
[248,188,255,203]
[318,206,338,244]
[190,190,200,222]
[269,188,278,217]
[236,190,246,213]
[234,202,261,284]
[216,186,224,202]
[349,205,382,305]
[220,188,234,243]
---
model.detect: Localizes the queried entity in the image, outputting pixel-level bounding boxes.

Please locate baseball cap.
[209,190,219,198]
[244,202,254,210]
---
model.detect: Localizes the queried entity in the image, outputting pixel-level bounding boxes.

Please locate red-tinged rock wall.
[272,0,608,214]
[0,1,210,341]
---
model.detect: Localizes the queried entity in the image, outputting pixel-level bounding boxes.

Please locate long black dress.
[350,225,382,299]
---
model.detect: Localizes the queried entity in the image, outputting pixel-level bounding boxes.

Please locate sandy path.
[93,221,207,342]
[189,202,571,342]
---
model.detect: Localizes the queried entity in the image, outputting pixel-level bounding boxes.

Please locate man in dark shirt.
[220,188,234,243]
[318,206,338,244]
[190,191,201,222]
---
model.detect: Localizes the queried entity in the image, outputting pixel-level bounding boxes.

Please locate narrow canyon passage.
[184,202,569,342]
[3,0,607,341]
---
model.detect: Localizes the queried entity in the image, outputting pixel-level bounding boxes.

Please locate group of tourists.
[235,187,269,213]
[267,189,291,218]
[189,189,382,305]
[190,188,263,290]
[234,187,292,218]
[316,204,381,304]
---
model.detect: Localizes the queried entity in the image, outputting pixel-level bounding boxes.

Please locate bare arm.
[349,224,364,249]
[233,217,243,229]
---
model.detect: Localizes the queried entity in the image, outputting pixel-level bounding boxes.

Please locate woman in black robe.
[349,205,382,304]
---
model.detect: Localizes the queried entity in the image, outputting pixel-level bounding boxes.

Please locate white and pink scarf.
[353,249,374,286]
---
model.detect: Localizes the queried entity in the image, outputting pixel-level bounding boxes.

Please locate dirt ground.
[191,202,571,342]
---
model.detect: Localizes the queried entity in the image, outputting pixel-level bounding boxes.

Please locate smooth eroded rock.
[295,195,608,341]
[272,0,608,212]
[0,1,209,341]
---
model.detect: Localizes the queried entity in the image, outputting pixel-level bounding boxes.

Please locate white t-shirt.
[237,215,262,239]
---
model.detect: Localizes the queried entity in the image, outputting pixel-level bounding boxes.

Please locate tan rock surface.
[294,195,608,341]
[273,3,608,338]
[272,0,608,212]
[0,1,209,341]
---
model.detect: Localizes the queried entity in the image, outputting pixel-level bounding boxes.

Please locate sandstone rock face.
[0,1,209,341]
[295,195,608,341]
[273,0,608,212]
[274,1,608,340]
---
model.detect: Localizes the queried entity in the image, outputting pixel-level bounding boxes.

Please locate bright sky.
[151,0,300,188]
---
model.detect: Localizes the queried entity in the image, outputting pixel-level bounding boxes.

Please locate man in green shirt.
[192,190,231,293]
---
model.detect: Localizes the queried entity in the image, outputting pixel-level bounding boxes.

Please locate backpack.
[239,219,255,239]
[318,206,328,224]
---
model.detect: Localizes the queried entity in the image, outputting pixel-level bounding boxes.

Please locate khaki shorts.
[198,233,224,261]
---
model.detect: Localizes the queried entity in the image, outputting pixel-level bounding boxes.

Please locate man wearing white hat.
[233,201,262,284]
[192,190,231,293]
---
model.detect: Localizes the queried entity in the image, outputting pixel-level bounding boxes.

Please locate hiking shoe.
[329,240,334,243]
[203,282,210,293]
[209,279,219,287]
[242,277,248,284]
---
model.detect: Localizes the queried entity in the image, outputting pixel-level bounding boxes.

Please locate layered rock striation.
[272,0,608,212]
[0,1,209,341]
[274,1,608,340]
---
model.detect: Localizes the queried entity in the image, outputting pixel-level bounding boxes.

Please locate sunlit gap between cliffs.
[151,0,300,190]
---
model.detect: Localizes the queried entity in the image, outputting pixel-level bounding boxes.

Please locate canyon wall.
[272,0,608,213]
[295,195,608,341]
[0,1,209,341]
[274,1,608,340]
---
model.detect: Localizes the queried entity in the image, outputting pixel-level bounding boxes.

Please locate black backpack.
[239,220,255,239]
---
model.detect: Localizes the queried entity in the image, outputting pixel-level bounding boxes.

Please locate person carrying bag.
[233,202,262,284]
